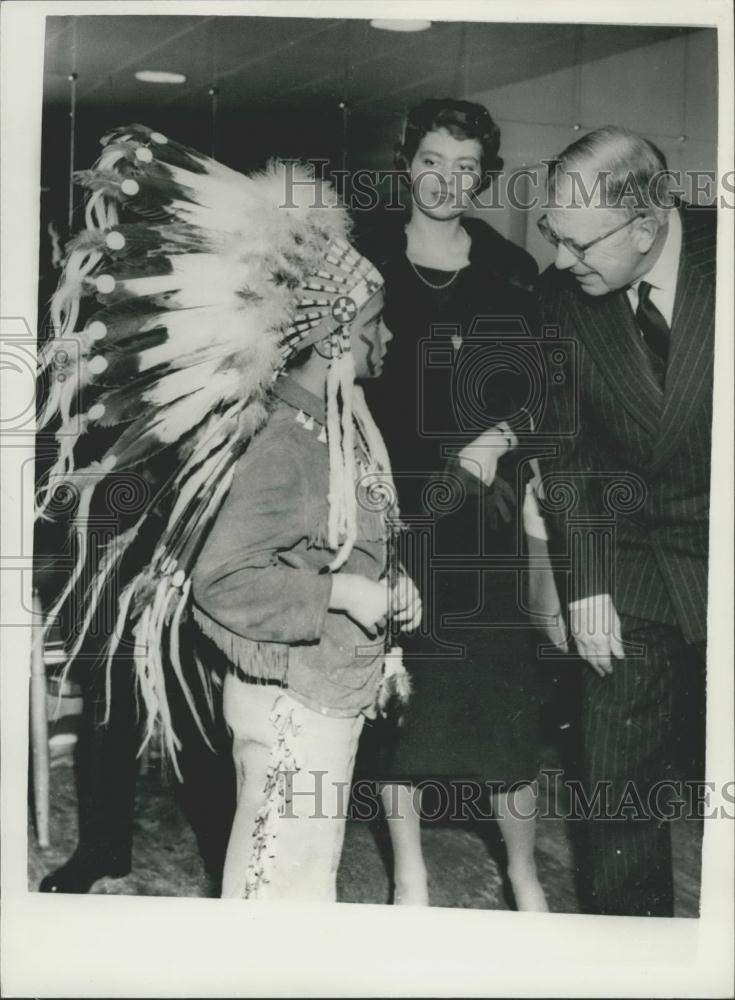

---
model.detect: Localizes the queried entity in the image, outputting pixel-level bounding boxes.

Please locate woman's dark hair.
[395,98,504,193]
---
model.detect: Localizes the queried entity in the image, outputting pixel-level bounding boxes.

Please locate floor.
[28,737,704,914]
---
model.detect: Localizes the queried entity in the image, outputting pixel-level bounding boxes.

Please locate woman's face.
[350,290,392,380]
[409,128,483,221]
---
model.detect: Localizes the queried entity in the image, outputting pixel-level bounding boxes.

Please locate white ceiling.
[43,15,695,115]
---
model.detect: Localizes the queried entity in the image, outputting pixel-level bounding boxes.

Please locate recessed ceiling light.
[134,70,187,84]
[370,19,431,32]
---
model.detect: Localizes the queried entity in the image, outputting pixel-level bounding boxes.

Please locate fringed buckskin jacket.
[191,376,390,718]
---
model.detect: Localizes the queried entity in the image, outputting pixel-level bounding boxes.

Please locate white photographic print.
[1,1,732,996]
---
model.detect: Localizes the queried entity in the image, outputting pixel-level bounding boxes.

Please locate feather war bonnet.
[36,124,386,771]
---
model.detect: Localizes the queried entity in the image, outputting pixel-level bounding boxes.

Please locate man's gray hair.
[547,125,674,221]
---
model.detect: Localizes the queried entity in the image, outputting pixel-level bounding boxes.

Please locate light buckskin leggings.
[221,675,364,902]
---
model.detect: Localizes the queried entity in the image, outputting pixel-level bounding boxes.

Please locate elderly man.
[538,126,715,916]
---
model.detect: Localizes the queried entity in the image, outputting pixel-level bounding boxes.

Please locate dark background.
[39,15,715,304]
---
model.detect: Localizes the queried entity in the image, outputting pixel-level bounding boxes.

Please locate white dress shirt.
[625,208,682,327]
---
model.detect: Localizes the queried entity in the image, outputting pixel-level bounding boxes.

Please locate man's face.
[545,174,659,296]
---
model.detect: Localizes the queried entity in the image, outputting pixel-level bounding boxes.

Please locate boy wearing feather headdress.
[193,285,421,900]
[38,125,420,902]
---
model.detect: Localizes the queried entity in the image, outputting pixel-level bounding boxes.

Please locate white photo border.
[1,1,733,996]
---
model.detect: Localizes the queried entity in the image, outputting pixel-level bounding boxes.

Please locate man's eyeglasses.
[537,214,639,263]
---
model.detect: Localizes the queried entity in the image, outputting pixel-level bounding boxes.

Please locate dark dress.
[356,212,545,790]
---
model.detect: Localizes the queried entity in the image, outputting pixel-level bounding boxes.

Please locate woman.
[358,98,560,910]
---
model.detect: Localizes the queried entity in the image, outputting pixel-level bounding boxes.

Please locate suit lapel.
[651,210,716,470]
[572,287,663,438]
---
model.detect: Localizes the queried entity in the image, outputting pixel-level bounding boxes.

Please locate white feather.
[134,308,281,375]
[142,361,225,407]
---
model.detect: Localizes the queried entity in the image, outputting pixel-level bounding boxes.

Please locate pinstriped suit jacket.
[538,206,716,644]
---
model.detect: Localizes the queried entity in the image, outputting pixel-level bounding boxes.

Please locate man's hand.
[569,593,624,676]
[458,421,517,486]
[391,574,422,633]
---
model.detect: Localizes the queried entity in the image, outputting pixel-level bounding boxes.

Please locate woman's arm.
[523,478,568,650]
[456,422,517,487]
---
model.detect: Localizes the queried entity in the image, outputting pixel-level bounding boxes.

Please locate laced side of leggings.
[242,693,301,899]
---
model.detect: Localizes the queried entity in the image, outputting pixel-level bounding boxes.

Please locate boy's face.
[350,290,392,379]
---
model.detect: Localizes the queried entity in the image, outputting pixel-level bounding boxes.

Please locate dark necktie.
[636,281,669,386]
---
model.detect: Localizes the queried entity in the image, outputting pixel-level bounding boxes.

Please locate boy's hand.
[330,573,390,636]
[391,575,422,632]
